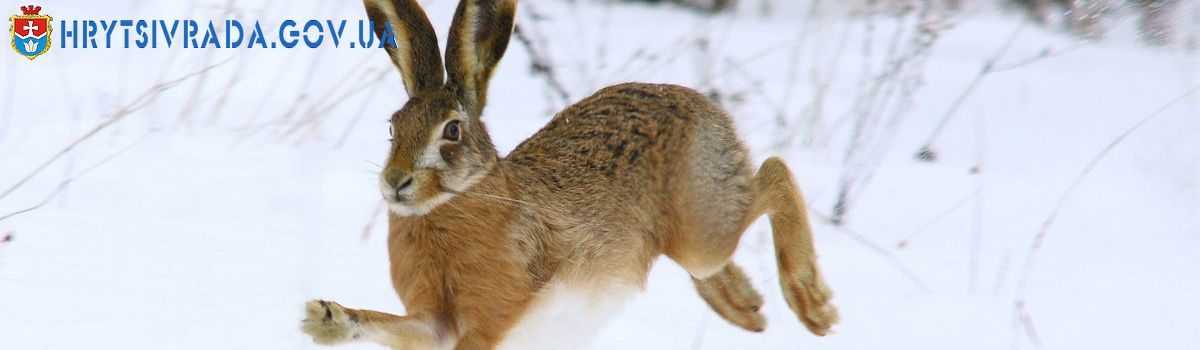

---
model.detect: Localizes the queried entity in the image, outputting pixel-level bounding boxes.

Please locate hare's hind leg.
[664,115,772,332]
[692,263,766,332]
[751,157,838,335]
[667,127,769,332]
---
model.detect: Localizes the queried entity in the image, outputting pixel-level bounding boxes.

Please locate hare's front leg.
[302,300,360,345]
[301,300,441,349]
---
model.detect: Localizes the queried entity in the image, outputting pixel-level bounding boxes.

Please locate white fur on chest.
[496,280,639,350]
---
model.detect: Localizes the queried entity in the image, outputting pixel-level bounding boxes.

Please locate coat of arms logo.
[10,5,51,60]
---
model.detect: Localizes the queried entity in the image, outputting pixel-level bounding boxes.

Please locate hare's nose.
[396,177,414,194]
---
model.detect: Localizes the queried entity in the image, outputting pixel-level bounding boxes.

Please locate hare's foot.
[694,263,766,332]
[751,157,839,336]
[778,261,838,336]
[301,300,361,345]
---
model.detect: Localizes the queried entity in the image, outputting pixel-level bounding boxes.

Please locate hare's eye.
[442,120,461,141]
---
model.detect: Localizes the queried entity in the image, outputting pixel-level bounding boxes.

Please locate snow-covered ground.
[1,1,1198,349]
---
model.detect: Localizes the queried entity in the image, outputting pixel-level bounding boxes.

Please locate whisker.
[443,199,486,223]
[352,157,384,170]
[463,192,536,206]
[439,184,534,207]
[437,187,489,222]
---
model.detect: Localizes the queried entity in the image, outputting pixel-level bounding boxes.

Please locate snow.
[1,1,1198,349]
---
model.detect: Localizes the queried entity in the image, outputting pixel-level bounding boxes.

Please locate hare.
[300,0,838,348]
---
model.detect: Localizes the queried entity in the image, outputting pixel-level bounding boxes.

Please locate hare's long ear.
[444,0,517,118]
[364,0,445,97]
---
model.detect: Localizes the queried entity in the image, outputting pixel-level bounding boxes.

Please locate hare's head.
[366,0,515,216]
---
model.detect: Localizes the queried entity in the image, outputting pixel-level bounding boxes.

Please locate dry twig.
[0,57,234,201]
[0,134,149,222]
[360,200,387,241]
[513,24,572,108]
[810,209,933,292]
[1011,82,1200,348]
[916,20,1027,161]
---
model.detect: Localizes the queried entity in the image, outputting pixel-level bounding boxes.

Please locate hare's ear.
[364,0,445,97]
[444,0,517,118]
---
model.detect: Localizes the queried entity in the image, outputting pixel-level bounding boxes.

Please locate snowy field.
[1,0,1198,349]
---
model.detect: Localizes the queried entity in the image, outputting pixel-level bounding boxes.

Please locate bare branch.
[990,41,1091,73]
[1011,82,1200,346]
[361,200,387,241]
[896,191,974,249]
[916,20,1026,161]
[0,134,148,222]
[810,209,934,292]
[0,57,234,201]
[513,24,572,108]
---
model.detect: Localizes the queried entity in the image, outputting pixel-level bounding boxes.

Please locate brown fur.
[302,1,838,349]
[364,0,444,96]
[693,263,766,332]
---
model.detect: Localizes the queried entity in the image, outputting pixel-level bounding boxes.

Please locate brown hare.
[300,0,838,348]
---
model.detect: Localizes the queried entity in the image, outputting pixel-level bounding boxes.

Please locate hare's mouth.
[385,192,455,217]
[379,165,489,217]
[386,201,433,217]
[382,179,458,216]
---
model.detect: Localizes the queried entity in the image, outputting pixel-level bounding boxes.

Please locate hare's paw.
[780,270,839,336]
[697,283,766,332]
[301,300,361,345]
[694,265,767,332]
